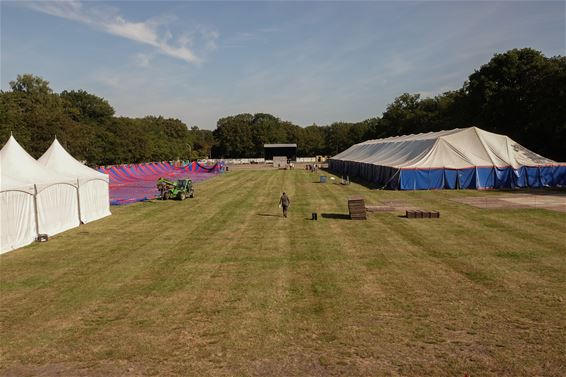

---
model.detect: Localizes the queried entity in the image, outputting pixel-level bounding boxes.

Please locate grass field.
[1,169,565,376]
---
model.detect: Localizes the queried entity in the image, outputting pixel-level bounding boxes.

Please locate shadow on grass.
[256,213,280,217]
[321,213,351,220]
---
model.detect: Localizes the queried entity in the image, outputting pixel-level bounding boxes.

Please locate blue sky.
[1,1,564,129]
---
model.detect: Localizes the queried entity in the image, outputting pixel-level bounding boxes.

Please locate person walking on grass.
[279,192,291,218]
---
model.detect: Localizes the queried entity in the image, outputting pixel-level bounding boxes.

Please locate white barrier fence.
[208,157,318,165]
[296,157,317,163]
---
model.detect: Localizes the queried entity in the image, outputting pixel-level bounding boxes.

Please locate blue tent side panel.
[413,169,443,190]
[444,170,458,189]
[540,166,555,187]
[525,167,542,188]
[475,167,495,189]
[428,169,444,189]
[553,165,566,186]
[494,167,513,189]
[512,167,527,188]
[400,169,450,190]
[459,168,476,189]
[399,170,417,190]
[400,168,477,190]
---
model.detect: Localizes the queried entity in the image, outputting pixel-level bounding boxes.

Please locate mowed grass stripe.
[308,178,565,375]
[0,169,565,376]
[0,173,250,358]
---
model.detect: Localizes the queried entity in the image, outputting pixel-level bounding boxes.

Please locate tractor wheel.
[179,192,186,200]
[189,191,194,198]
[163,191,171,200]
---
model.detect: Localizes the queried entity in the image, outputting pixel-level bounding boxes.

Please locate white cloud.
[27,0,87,23]
[133,53,152,68]
[26,0,217,64]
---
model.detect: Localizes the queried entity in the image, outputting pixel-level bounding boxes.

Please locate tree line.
[1,48,564,165]
[0,75,214,165]
[213,48,565,161]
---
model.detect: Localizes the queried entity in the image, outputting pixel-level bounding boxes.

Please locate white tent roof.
[0,135,74,190]
[0,174,34,193]
[38,138,108,181]
[331,127,556,169]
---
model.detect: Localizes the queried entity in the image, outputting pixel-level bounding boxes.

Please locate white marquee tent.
[329,127,566,190]
[0,174,36,254]
[0,136,110,254]
[38,138,111,224]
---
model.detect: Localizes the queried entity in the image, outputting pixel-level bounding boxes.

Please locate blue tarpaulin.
[396,165,566,190]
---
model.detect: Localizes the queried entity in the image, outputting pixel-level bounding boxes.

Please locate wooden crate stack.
[406,210,440,218]
[348,195,367,220]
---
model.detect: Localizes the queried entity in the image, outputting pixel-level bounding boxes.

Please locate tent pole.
[33,184,40,238]
[76,179,82,224]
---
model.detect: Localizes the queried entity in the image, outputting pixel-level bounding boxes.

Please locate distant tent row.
[0,136,111,254]
[329,127,566,190]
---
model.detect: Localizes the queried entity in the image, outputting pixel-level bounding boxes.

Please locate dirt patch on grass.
[453,193,566,212]
[0,361,151,377]
[365,200,420,212]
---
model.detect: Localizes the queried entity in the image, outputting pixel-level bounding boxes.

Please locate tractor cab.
[157,177,194,200]
[176,179,189,189]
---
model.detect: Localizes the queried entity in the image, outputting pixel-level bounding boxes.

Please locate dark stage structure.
[264,144,297,161]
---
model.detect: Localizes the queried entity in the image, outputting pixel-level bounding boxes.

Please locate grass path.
[1,169,565,376]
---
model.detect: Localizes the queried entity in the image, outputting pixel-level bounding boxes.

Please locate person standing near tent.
[279,192,291,218]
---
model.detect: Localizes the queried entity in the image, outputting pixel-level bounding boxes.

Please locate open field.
[453,193,566,212]
[1,169,565,376]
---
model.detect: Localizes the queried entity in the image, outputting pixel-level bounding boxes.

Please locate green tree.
[9,74,52,96]
[60,90,115,123]
[464,48,566,159]
[1,74,74,158]
[188,126,215,159]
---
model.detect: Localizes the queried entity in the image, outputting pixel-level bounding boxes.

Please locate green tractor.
[156,177,195,200]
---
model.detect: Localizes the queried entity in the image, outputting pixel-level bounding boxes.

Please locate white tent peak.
[2,135,28,158]
[0,135,73,185]
[38,138,108,181]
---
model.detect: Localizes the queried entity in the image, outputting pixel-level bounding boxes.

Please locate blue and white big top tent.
[329,127,566,190]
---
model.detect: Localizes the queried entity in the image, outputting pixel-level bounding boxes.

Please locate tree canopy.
[1,76,212,165]
[1,48,564,164]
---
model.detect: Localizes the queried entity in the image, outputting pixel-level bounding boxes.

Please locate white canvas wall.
[36,183,80,236]
[0,188,36,254]
[78,179,111,223]
[38,138,110,224]
[0,136,110,254]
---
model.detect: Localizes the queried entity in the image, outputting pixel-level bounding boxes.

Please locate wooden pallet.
[348,195,367,220]
[406,210,440,218]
